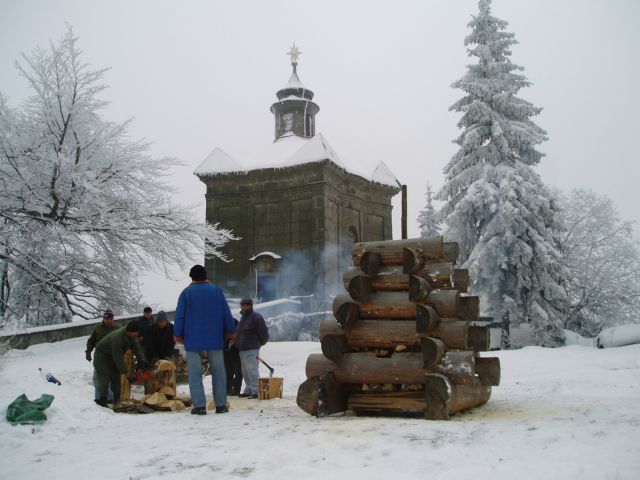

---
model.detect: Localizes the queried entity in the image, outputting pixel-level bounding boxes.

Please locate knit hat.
[156,310,168,322]
[143,306,152,313]
[189,264,207,281]
[240,297,253,306]
[103,309,114,319]
[126,320,140,332]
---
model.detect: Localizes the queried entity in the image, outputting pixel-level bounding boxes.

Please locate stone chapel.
[194,45,400,302]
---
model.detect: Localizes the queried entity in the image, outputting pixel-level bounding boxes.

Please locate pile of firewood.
[116,359,192,414]
[297,236,500,420]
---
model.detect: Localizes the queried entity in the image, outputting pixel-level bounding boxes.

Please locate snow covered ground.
[1,339,639,480]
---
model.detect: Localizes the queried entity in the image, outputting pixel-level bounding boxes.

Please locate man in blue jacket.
[174,264,236,415]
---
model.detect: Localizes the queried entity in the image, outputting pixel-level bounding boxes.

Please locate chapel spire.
[270,44,320,141]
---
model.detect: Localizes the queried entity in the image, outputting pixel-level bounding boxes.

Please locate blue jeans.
[239,349,260,395]
[186,349,227,408]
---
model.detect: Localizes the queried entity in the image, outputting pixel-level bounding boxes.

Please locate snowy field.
[1,338,639,480]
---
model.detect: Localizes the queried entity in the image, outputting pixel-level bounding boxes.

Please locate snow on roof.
[193,147,241,175]
[249,251,283,261]
[194,134,399,188]
[371,161,399,187]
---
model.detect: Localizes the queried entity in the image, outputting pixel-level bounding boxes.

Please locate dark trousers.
[223,345,243,395]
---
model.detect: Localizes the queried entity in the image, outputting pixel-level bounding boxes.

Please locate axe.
[257,355,274,377]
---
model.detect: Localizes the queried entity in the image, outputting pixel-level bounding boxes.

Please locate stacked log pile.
[297,236,500,420]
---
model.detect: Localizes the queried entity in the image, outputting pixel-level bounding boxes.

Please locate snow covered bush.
[558,188,640,336]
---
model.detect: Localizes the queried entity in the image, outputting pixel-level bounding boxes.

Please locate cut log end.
[360,252,383,276]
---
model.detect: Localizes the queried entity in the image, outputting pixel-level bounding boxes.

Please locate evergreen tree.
[417,183,440,237]
[438,0,567,346]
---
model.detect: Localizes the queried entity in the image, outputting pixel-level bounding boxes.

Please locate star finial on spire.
[287,44,302,66]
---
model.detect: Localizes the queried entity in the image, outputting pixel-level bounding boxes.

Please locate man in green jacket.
[86,309,122,402]
[93,320,146,406]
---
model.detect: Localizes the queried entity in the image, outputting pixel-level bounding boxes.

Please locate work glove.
[85,351,92,362]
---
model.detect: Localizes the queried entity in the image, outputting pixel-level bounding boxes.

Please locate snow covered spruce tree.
[437,0,567,347]
[559,189,640,336]
[0,28,236,327]
[417,182,440,237]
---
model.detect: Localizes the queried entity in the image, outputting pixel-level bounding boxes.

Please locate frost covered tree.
[0,28,236,327]
[417,183,440,237]
[437,0,567,347]
[559,189,640,336]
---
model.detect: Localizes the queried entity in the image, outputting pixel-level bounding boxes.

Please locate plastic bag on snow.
[6,393,55,424]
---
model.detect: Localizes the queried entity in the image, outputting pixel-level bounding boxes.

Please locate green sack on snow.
[6,393,55,424]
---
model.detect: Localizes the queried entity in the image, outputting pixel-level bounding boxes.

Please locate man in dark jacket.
[93,320,146,406]
[85,309,122,402]
[224,318,242,396]
[138,306,153,346]
[145,310,175,362]
[236,298,269,399]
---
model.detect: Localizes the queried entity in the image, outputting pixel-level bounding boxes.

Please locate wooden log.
[416,262,455,289]
[468,325,490,351]
[431,319,469,349]
[319,318,469,351]
[343,266,409,293]
[143,391,167,406]
[360,251,383,276]
[408,275,433,302]
[442,242,459,263]
[416,304,440,333]
[120,349,134,401]
[334,292,418,323]
[424,373,492,420]
[349,290,461,320]
[452,269,469,293]
[420,336,446,369]
[297,372,349,417]
[343,269,372,303]
[403,241,459,273]
[422,290,460,318]
[344,264,458,298]
[146,359,177,395]
[458,295,480,322]
[305,353,336,378]
[321,334,350,363]
[348,391,426,412]
[327,351,477,385]
[475,356,501,386]
[333,294,360,330]
[353,237,444,271]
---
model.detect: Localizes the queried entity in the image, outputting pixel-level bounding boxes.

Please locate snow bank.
[2,339,640,479]
[596,324,640,348]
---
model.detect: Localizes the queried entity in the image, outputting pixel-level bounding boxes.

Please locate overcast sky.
[2,0,639,306]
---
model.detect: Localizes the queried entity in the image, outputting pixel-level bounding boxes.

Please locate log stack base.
[297,235,500,420]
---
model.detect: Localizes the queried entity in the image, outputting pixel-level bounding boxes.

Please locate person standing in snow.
[138,306,154,347]
[236,298,269,399]
[85,309,122,402]
[224,318,243,396]
[92,320,146,406]
[145,310,176,362]
[174,264,236,415]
